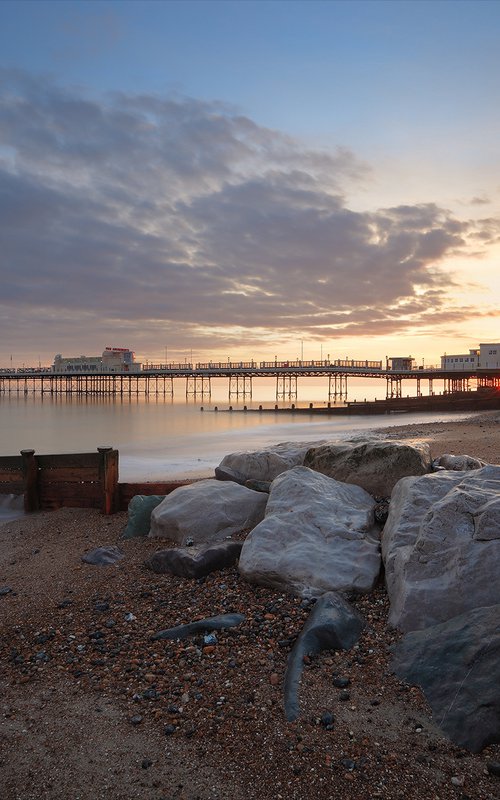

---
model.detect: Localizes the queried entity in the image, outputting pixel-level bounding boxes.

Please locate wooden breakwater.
[0,448,190,514]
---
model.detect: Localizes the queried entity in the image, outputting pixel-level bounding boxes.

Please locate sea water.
[0,375,469,491]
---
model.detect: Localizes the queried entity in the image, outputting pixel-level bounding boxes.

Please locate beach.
[1,412,499,800]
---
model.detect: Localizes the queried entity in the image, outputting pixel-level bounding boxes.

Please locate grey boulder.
[391,604,500,752]
[382,465,500,631]
[145,540,243,578]
[149,479,267,545]
[216,441,321,483]
[238,466,381,598]
[433,453,487,471]
[304,439,432,496]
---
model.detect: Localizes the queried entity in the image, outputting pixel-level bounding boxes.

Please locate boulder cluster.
[121,438,500,753]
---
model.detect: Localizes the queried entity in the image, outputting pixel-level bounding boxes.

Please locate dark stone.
[244,479,272,493]
[164,724,176,736]
[391,604,500,752]
[82,546,124,566]
[0,586,12,596]
[141,759,153,769]
[283,591,365,722]
[338,690,351,701]
[129,715,143,726]
[320,711,334,729]
[332,676,350,688]
[151,613,246,641]
[214,465,246,485]
[94,602,110,612]
[486,761,500,777]
[145,540,243,579]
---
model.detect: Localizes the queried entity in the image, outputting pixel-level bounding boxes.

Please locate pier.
[1,359,500,403]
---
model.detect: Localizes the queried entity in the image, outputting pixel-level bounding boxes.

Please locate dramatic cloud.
[0,70,497,361]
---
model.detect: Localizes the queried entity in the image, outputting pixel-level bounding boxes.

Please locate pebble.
[333,676,350,688]
[486,761,500,777]
[320,711,334,729]
[0,586,13,596]
[129,715,143,726]
[338,690,351,701]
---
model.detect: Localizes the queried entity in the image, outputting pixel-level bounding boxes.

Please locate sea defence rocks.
[433,453,487,471]
[303,440,432,496]
[239,466,381,598]
[149,479,267,545]
[382,465,500,631]
[145,540,243,578]
[121,495,165,539]
[284,592,365,721]
[391,604,500,752]
[216,441,322,483]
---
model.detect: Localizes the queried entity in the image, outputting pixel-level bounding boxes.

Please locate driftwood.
[151,613,246,641]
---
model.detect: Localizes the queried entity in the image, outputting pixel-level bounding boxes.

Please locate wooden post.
[21,449,39,512]
[98,447,119,514]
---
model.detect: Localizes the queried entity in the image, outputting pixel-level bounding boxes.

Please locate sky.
[0,0,499,368]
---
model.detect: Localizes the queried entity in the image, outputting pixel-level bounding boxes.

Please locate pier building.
[53,347,141,374]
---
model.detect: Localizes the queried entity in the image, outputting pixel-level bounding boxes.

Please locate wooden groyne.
[0,448,190,514]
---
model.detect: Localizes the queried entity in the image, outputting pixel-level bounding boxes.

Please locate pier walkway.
[1,359,500,402]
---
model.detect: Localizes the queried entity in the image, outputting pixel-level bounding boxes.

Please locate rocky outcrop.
[239,466,381,598]
[216,441,321,483]
[149,479,267,545]
[382,465,500,631]
[284,592,365,721]
[304,440,432,496]
[391,604,500,752]
[145,540,243,578]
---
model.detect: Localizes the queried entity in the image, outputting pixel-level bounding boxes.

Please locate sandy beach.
[1,412,499,800]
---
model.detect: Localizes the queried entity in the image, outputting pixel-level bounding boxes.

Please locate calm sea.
[0,375,468,486]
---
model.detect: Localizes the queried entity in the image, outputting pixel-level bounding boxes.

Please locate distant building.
[53,347,141,374]
[388,356,414,371]
[479,342,500,369]
[440,349,480,371]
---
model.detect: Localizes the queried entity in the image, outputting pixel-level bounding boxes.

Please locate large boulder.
[238,466,381,598]
[382,465,500,631]
[216,441,322,483]
[145,540,243,578]
[149,479,267,545]
[121,495,165,539]
[304,440,432,496]
[391,604,500,752]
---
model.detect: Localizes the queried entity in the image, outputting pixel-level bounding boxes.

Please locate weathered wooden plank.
[0,456,24,470]
[37,453,101,470]
[21,449,39,512]
[37,467,100,483]
[98,448,119,515]
[0,479,25,493]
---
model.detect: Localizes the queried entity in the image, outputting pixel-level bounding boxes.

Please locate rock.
[391,604,500,752]
[239,467,381,598]
[283,592,365,721]
[145,540,243,578]
[382,465,500,631]
[214,465,247,485]
[487,761,500,777]
[149,479,267,544]
[121,495,165,539]
[216,441,322,483]
[151,612,246,641]
[81,546,124,566]
[244,479,272,493]
[0,586,12,596]
[433,454,487,471]
[304,440,432,496]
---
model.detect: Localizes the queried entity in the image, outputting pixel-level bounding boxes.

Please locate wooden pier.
[1,361,500,402]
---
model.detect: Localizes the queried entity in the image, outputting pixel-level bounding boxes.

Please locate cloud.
[0,70,497,360]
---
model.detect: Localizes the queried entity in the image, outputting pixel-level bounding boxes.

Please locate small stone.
[333,676,350,688]
[164,724,176,736]
[141,759,153,769]
[341,758,356,771]
[0,586,12,596]
[339,690,351,701]
[486,761,500,777]
[129,715,143,726]
[320,711,334,729]
[451,776,464,787]
[269,673,280,686]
